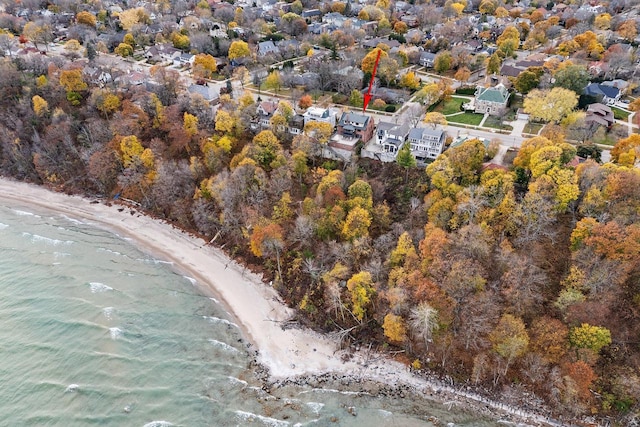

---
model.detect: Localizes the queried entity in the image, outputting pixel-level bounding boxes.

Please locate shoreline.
[0,177,575,427]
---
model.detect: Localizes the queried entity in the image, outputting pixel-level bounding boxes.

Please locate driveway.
[509,118,528,137]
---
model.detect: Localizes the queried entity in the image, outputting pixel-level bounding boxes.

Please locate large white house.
[302,107,338,128]
[408,127,446,161]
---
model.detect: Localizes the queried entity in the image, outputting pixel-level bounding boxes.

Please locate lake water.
[0,202,498,426]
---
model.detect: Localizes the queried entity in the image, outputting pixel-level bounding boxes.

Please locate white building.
[408,127,446,161]
[302,107,338,127]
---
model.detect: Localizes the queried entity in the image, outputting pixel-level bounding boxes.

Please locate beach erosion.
[0,177,566,427]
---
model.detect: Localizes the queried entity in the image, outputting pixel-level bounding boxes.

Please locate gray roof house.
[584,83,621,105]
[376,122,411,155]
[419,52,436,67]
[257,41,279,57]
[408,127,446,161]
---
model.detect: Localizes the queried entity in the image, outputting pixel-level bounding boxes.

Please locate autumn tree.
[76,11,97,27]
[514,68,541,94]
[569,323,611,359]
[117,7,149,31]
[228,40,251,62]
[383,313,407,343]
[115,42,133,57]
[192,54,217,79]
[423,112,447,129]
[341,206,372,241]
[249,220,285,281]
[22,21,53,50]
[298,94,312,110]
[215,109,235,134]
[610,134,640,166]
[523,88,578,123]
[594,13,611,30]
[32,95,48,117]
[489,314,529,376]
[361,48,388,74]
[399,71,420,90]
[434,51,452,74]
[264,70,282,93]
[346,271,375,322]
[617,20,638,42]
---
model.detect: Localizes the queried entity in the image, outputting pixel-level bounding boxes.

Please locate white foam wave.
[299,388,366,396]
[109,327,123,340]
[208,339,240,354]
[97,248,123,257]
[60,214,84,225]
[203,316,238,328]
[90,282,113,293]
[137,258,173,265]
[305,402,324,414]
[22,232,73,246]
[378,409,393,417]
[183,276,197,285]
[227,376,248,386]
[102,307,115,320]
[13,209,36,216]
[142,422,173,427]
[65,384,79,393]
[0,222,8,229]
[209,297,220,304]
[235,410,290,427]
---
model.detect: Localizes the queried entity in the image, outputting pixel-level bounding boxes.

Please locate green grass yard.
[430,97,465,115]
[447,112,484,126]
[611,106,630,120]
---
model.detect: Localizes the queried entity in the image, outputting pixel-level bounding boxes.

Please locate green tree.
[396,143,416,183]
[486,53,502,75]
[434,51,452,74]
[114,42,133,57]
[349,89,363,107]
[514,69,540,94]
[553,65,590,95]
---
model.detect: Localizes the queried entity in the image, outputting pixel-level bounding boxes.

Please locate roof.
[500,64,522,78]
[340,112,370,127]
[584,83,620,99]
[408,127,444,140]
[476,84,509,103]
[258,101,278,115]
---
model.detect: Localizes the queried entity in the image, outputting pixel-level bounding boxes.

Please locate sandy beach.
[0,177,569,426]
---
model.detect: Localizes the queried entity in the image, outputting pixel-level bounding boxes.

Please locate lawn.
[484,116,513,131]
[611,106,630,120]
[523,122,544,135]
[447,112,484,126]
[430,97,465,115]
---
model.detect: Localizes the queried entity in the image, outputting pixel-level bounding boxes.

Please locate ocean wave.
[299,388,369,396]
[97,247,125,257]
[90,282,113,293]
[235,410,290,427]
[22,232,74,246]
[59,214,84,225]
[305,402,325,414]
[109,327,123,340]
[102,307,115,320]
[227,376,248,386]
[0,222,8,229]
[183,276,197,285]
[209,297,220,304]
[208,339,241,354]
[143,421,173,427]
[137,258,173,266]
[203,316,238,328]
[13,209,38,217]
[65,384,79,393]
[378,409,393,417]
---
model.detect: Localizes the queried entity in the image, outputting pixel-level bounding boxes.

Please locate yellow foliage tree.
[228,40,250,61]
[183,112,198,138]
[193,54,217,79]
[383,313,407,342]
[361,48,389,74]
[59,69,88,92]
[32,95,48,117]
[341,206,372,241]
[76,11,97,27]
[346,271,375,321]
[215,110,235,133]
[399,71,420,90]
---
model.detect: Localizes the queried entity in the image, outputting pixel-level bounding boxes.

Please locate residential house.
[419,52,436,67]
[257,41,279,57]
[336,112,375,143]
[474,84,510,115]
[175,53,195,67]
[408,127,446,161]
[209,22,228,38]
[584,83,621,105]
[83,66,112,86]
[377,122,411,155]
[303,107,338,127]
[302,9,322,21]
[145,43,181,63]
[188,84,219,103]
[585,103,615,129]
[288,114,305,135]
[256,100,279,128]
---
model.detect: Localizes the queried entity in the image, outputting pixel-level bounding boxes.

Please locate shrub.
[385,105,396,112]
